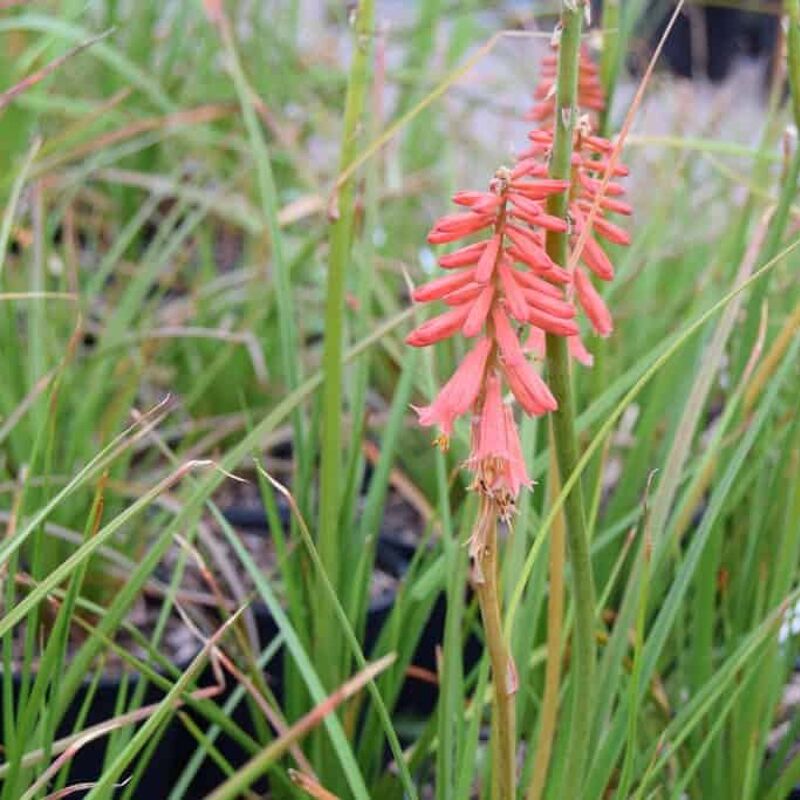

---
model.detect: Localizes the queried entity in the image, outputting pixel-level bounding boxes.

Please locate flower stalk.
[474,502,517,800]
[525,446,565,800]
[543,5,597,795]
[407,166,572,798]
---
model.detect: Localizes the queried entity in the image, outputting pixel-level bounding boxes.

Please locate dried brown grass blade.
[0,28,114,113]
[289,769,341,800]
[43,778,131,799]
[41,104,234,169]
[744,297,800,413]
[172,595,316,778]
[204,654,396,800]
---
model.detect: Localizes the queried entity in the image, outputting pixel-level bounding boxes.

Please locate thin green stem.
[317,0,375,689]
[787,0,800,129]
[215,12,302,417]
[476,507,517,800]
[598,0,619,136]
[525,447,565,800]
[614,524,651,799]
[543,6,596,796]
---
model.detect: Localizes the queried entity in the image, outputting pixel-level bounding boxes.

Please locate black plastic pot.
[0,660,188,799]
[649,3,778,83]
[390,590,484,718]
[172,592,395,796]
[220,500,485,719]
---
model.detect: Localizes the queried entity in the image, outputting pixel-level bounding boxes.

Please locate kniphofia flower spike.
[407,167,578,515]
[407,41,631,515]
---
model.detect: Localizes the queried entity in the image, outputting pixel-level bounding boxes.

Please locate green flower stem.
[476,507,517,800]
[543,5,597,796]
[524,446,566,800]
[787,0,800,129]
[598,0,620,136]
[317,0,375,690]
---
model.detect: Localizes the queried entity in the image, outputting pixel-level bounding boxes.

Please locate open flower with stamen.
[467,372,532,522]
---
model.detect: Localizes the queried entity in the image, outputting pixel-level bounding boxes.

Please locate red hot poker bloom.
[407,167,578,512]
[414,337,492,441]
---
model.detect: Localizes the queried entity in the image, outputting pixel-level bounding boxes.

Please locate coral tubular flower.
[415,337,493,440]
[493,307,557,416]
[437,241,488,268]
[462,284,496,337]
[574,266,613,337]
[412,268,476,302]
[468,373,532,512]
[501,405,531,497]
[475,235,503,283]
[427,212,494,244]
[568,334,595,367]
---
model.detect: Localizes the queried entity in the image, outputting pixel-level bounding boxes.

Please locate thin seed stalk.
[543,4,597,795]
[475,505,517,800]
[317,0,375,688]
